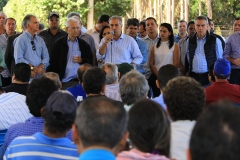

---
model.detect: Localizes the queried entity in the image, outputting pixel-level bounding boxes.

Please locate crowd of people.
[0,10,240,160]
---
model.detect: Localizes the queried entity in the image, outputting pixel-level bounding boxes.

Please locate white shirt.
[0,92,33,130]
[105,83,121,101]
[86,27,100,50]
[170,120,196,160]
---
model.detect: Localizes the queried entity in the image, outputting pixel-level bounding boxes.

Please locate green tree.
[3,0,88,31]
[81,0,132,24]
[0,0,8,11]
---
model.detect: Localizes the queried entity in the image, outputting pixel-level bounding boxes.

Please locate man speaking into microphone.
[97,16,143,64]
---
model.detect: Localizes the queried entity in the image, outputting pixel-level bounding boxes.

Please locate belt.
[191,72,208,77]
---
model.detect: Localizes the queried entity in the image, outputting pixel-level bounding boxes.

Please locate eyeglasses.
[50,18,59,22]
[30,41,36,51]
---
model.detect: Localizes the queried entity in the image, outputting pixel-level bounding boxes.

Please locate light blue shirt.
[135,37,148,64]
[14,31,49,67]
[186,35,223,73]
[224,32,240,69]
[152,94,166,111]
[97,33,143,64]
[62,38,81,82]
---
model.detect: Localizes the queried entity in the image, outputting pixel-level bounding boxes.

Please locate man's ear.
[118,72,120,80]
[112,131,129,156]
[40,107,45,118]
[186,148,192,160]
[72,124,79,145]
[156,80,160,89]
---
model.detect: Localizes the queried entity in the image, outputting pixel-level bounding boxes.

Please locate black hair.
[82,67,106,94]
[126,18,139,27]
[158,64,179,90]
[156,23,174,49]
[190,101,240,160]
[13,63,31,82]
[98,14,110,23]
[128,99,170,157]
[77,63,92,83]
[76,96,127,148]
[139,20,146,31]
[187,21,195,29]
[4,17,16,25]
[39,22,45,30]
[26,77,58,117]
[99,25,110,42]
[163,76,205,121]
[145,17,157,24]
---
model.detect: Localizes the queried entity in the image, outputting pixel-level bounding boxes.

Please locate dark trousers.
[190,72,209,86]
[1,75,12,87]
[229,69,240,85]
[147,73,160,98]
[61,79,79,90]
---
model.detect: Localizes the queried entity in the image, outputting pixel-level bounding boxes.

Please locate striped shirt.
[223,32,240,69]
[105,83,121,101]
[0,92,32,130]
[97,34,143,64]
[4,132,79,160]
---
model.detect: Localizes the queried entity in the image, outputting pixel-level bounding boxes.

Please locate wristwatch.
[31,66,34,70]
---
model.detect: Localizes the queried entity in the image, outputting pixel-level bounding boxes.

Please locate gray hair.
[22,14,37,29]
[101,63,118,85]
[109,15,122,26]
[43,72,61,89]
[119,70,149,105]
[72,16,82,25]
[67,12,80,19]
[0,11,7,19]
[66,17,79,27]
[195,16,209,24]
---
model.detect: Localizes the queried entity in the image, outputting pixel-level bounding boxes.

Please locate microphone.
[110,31,114,63]
[110,31,114,35]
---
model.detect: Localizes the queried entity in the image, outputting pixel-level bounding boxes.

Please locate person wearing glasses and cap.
[38,12,67,56]
[14,14,49,79]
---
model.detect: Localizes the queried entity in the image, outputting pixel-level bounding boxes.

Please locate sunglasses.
[31,41,36,51]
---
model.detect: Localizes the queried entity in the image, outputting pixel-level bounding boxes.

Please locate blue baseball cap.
[214,58,231,77]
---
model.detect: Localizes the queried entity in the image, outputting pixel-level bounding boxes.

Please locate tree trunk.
[87,0,94,30]
[180,0,184,20]
[154,0,157,18]
[199,0,202,16]
[184,0,189,22]
[208,0,212,18]
[166,0,171,23]
[172,0,174,27]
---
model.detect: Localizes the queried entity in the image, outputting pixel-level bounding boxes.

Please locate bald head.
[77,63,92,83]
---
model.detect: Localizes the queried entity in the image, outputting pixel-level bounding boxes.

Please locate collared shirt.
[86,27,100,50]
[186,35,223,73]
[97,34,143,64]
[142,34,160,79]
[4,132,78,160]
[0,117,73,159]
[178,36,188,66]
[79,149,115,160]
[14,30,49,67]
[152,94,166,110]
[0,92,33,130]
[174,33,188,43]
[62,38,81,82]
[224,32,240,69]
[81,26,88,33]
[0,33,11,78]
[135,37,148,64]
[105,83,121,101]
[38,28,67,56]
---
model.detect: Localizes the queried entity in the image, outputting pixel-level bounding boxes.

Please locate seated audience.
[42,72,62,90]
[82,67,106,98]
[153,64,179,110]
[163,76,205,160]
[0,87,32,131]
[188,101,240,160]
[101,63,121,101]
[67,63,92,101]
[205,58,240,105]
[3,63,30,95]
[72,96,128,160]
[0,77,59,158]
[4,91,79,159]
[117,99,170,160]
[119,70,149,111]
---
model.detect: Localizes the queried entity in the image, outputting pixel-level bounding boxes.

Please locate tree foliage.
[81,0,132,24]
[0,0,8,11]
[3,0,88,31]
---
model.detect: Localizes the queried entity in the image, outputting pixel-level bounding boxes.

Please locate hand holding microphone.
[104,31,114,44]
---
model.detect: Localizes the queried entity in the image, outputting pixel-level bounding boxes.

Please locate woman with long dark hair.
[149,23,180,97]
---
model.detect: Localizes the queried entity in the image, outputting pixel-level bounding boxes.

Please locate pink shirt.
[117,148,169,160]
